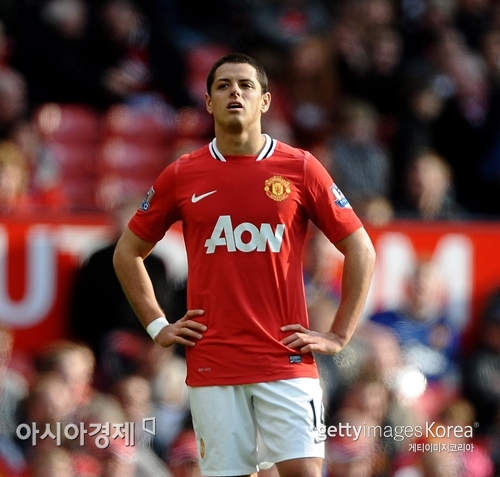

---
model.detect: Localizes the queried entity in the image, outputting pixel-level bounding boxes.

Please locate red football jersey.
[129,135,363,386]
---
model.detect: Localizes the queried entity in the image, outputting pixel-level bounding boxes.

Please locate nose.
[229,82,241,96]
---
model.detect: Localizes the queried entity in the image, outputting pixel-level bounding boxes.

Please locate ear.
[205,93,213,115]
[261,92,271,113]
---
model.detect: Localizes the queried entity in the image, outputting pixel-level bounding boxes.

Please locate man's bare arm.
[281,227,376,354]
[113,227,206,347]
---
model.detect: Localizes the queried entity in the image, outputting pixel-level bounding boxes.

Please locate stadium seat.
[62,177,99,210]
[95,174,153,210]
[98,138,168,180]
[34,103,101,143]
[47,142,99,179]
[101,104,177,144]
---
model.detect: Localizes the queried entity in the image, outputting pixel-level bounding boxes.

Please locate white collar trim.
[209,134,277,162]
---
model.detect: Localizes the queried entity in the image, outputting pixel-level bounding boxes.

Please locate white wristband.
[146,317,170,340]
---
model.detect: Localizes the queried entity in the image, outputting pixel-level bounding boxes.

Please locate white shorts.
[188,377,325,476]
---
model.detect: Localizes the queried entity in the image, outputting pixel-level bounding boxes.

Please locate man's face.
[205,62,271,133]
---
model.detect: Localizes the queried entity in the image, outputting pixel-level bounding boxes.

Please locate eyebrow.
[215,77,255,84]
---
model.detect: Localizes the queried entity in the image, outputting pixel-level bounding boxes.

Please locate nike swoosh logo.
[191,190,217,203]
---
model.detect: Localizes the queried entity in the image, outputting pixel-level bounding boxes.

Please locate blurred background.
[2,0,500,476]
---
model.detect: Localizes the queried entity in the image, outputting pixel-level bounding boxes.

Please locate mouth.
[227,101,243,110]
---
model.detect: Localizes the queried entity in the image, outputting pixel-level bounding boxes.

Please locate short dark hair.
[206,52,268,94]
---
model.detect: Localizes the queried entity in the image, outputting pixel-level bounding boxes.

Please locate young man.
[113,53,376,477]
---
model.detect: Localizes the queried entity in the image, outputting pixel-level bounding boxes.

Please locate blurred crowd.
[3,230,500,476]
[0,0,499,219]
[2,0,500,476]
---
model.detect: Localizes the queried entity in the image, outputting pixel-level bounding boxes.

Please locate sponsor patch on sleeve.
[140,187,155,211]
[330,183,351,208]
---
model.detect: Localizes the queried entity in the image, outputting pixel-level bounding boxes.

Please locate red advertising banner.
[1,215,500,359]
[365,221,500,351]
[0,213,113,357]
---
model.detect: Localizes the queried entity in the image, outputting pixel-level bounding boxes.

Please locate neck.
[214,128,266,156]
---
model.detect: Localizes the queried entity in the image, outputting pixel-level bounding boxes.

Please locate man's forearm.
[330,228,376,345]
[113,231,166,329]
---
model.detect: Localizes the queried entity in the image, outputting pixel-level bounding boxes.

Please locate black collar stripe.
[209,140,226,162]
[257,134,277,161]
[209,135,276,162]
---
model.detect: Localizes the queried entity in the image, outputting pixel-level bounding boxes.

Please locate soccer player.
[113,52,376,477]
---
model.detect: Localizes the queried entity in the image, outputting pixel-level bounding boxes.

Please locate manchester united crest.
[264,176,291,201]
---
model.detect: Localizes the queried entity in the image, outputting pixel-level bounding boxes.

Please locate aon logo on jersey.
[205,215,285,254]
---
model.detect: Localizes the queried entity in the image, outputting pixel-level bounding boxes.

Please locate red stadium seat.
[102,104,177,144]
[34,103,101,143]
[62,177,99,209]
[98,138,168,180]
[184,43,232,76]
[47,142,99,179]
[95,174,153,210]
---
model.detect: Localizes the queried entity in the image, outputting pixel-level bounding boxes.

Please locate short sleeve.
[303,152,363,243]
[128,162,181,243]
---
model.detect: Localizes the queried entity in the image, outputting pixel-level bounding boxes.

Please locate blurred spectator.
[390,73,445,203]
[11,0,110,110]
[303,228,341,335]
[394,149,469,221]
[455,0,492,51]
[151,348,191,457]
[81,392,158,477]
[34,340,97,423]
[17,372,74,457]
[329,0,398,103]
[323,96,394,225]
[0,325,29,476]
[162,0,248,52]
[476,30,500,217]
[0,67,28,139]
[166,428,201,477]
[9,120,68,210]
[11,0,195,112]
[400,0,458,62]
[0,325,28,440]
[329,12,370,101]
[242,0,332,79]
[369,259,461,388]
[327,327,421,476]
[91,0,196,109]
[480,28,500,90]
[0,19,12,68]
[111,373,155,447]
[29,447,76,477]
[324,406,379,477]
[438,397,495,477]
[478,125,500,218]
[278,34,339,148]
[23,349,101,475]
[111,374,173,476]
[462,288,500,435]
[359,26,404,123]
[432,47,500,215]
[392,396,494,477]
[302,227,343,407]
[70,194,186,368]
[0,139,31,213]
